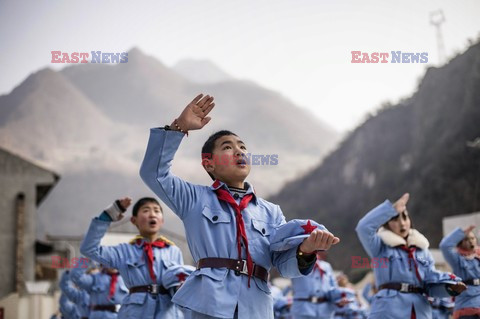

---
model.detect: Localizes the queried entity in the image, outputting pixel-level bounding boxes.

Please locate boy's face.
[204,135,251,185]
[130,202,164,236]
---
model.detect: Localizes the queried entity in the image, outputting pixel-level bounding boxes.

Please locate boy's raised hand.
[464,225,475,234]
[172,94,215,132]
[105,197,132,221]
[118,197,132,210]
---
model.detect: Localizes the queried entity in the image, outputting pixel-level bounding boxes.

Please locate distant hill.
[173,59,233,84]
[0,47,339,240]
[269,42,480,279]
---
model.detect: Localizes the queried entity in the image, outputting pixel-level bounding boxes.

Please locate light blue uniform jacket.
[70,266,128,319]
[140,128,313,318]
[59,270,90,318]
[439,227,480,311]
[59,293,79,319]
[80,217,184,319]
[430,297,454,319]
[333,287,367,319]
[291,260,337,319]
[355,200,460,319]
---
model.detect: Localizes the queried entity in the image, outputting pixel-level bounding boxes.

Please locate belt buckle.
[115,304,121,312]
[234,259,249,276]
[311,296,319,303]
[474,279,480,285]
[149,284,159,295]
[400,283,410,293]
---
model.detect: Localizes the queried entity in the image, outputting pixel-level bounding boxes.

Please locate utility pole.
[430,10,446,64]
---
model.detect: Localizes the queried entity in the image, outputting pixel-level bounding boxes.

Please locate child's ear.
[130,216,136,225]
[202,158,215,173]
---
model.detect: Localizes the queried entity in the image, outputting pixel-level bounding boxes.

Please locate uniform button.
[262,228,266,234]
[153,257,156,260]
[316,290,320,293]
[134,262,138,266]
[212,216,218,221]
[233,193,239,200]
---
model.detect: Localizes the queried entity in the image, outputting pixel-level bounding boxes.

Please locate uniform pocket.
[251,219,273,237]
[162,259,175,268]
[126,258,146,269]
[201,206,231,224]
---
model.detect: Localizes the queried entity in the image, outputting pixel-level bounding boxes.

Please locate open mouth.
[236,158,247,165]
[149,220,157,226]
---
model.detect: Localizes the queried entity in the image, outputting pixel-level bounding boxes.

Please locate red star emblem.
[449,273,456,280]
[176,272,188,282]
[301,220,317,234]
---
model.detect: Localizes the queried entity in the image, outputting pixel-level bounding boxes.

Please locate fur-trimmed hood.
[377,227,429,249]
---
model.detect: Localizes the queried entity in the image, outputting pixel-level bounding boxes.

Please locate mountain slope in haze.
[173,59,233,84]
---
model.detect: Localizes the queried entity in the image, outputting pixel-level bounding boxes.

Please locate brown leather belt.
[431,305,453,310]
[379,283,425,294]
[197,258,269,282]
[91,305,118,312]
[464,278,480,286]
[294,296,327,303]
[129,284,169,295]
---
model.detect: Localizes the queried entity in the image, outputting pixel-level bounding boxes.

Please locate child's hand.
[464,225,475,234]
[104,197,131,221]
[172,94,215,132]
[299,229,340,253]
[448,282,467,295]
[118,197,132,210]
[393,193,409,214]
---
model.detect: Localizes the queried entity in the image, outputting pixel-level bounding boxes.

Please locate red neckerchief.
[457,247,480,260]
[399,245,422,282]
[106,272,118,299]
[142,240,167,282]
[214,182,254,287]
[314,259,324,280]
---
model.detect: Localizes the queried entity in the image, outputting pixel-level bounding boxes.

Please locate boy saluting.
[80,197,184,319]
[140,94,340,319]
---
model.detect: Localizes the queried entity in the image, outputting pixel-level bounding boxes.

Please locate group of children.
[52,94,478,319]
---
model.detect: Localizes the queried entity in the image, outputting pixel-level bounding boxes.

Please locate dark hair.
[382,212,414,230]
[201,130,238,180]
[132,197,162,216]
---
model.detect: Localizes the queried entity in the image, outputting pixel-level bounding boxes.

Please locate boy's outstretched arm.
[80,197,131,269]
[140,94,215,219]
[440,225,474,269]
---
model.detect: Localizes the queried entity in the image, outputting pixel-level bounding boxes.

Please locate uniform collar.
[377,227,429,249]
[129,235,174,247]
[210,179,258,204]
